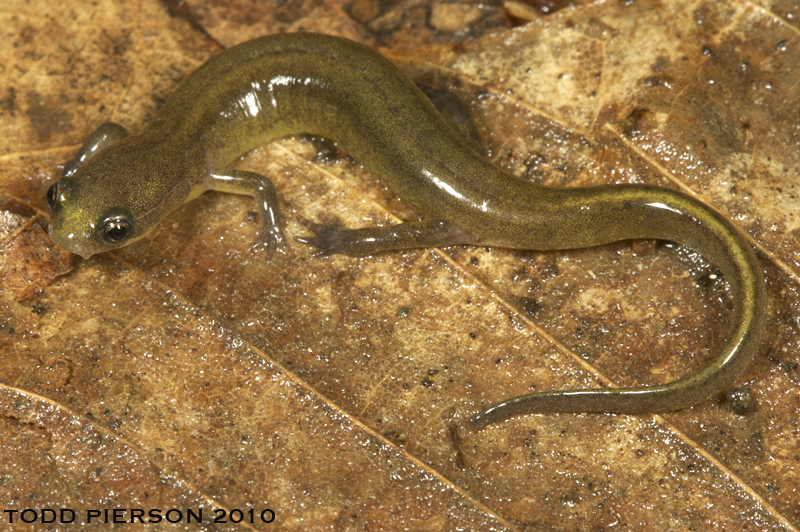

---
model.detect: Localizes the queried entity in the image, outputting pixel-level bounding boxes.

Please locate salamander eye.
[46,182,59,211]
[100,215,133,244]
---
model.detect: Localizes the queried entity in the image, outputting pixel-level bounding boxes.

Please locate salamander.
[45,33,766,429]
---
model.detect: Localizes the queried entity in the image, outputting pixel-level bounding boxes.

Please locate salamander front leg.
[297,217,475,256]
[60,122,130,177]
[209,170,285,259]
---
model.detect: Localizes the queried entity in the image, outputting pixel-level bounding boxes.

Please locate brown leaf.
[0,197,73,301]
[0,0,798,530]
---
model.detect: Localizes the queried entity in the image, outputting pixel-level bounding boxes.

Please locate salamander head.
[46,167,139,259]
[45,137,184,258]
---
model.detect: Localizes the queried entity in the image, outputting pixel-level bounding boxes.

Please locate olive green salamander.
[46,33,766,430]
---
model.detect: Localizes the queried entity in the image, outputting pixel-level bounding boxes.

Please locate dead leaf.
[0,197,73,301]
[0,0,798,530]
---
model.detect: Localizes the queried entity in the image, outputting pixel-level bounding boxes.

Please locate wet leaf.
[0,0,798,530]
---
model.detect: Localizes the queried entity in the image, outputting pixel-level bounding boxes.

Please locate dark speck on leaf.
[726,386,756,414]
[518,296,541,317]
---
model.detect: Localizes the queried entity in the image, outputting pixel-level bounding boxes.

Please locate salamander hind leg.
[297,217,476,256]
[418,85,487,157]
